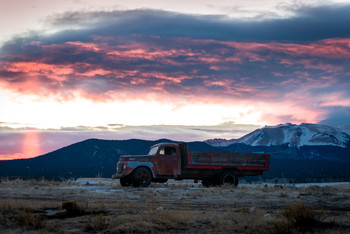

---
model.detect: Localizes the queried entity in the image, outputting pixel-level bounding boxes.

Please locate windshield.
[148,146,159,155]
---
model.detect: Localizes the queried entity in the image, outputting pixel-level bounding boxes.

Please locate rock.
[62,200,83,216]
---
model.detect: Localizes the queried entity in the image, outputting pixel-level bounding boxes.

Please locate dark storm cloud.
[1,4,349,58]
[319,106,350,127]
[43,5,350,42]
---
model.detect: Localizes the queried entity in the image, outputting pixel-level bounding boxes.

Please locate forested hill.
[0,138,349,181]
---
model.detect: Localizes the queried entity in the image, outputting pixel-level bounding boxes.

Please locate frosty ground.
[0,178,349,233]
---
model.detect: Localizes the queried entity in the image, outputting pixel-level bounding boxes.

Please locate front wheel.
[132,167,152,187]
[120,176,132,187]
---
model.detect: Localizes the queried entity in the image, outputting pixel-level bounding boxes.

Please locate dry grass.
[272,203,337,233]
[0,179,349,233]
[87,213,111,231]
[109,206,271,233]
[299,185,337,196]
[17,208,45,229]
[0,201,47,231]
[283,203,322,227]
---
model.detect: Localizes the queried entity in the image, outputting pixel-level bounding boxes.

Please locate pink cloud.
[1,35,349,126]
[319,92,350,107]
[223,38,350,59]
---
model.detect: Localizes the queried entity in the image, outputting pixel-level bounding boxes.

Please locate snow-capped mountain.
[204,138,237,147]
[235,123,350,148]
[342,125,350,135]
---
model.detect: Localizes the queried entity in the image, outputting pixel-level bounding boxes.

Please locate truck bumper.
[111,173,126,179]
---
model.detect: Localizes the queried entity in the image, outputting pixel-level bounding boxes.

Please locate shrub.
[87,213,110,231]
[272,203,334,233]
[62,200,86,217]
[283,203,321,229]
[17,208,45,229]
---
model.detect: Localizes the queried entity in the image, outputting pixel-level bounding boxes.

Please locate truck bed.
[186,151,270,170]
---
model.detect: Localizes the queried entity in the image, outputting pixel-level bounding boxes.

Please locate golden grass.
[271,203,337,233]
[87,213,111,231]
[0,201,46,231]
[0,179,348,233]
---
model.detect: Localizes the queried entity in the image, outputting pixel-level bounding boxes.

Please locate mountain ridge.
[1,123,350,180]
[206,123,350,148]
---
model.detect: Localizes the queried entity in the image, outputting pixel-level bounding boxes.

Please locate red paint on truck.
[112,142,270,187]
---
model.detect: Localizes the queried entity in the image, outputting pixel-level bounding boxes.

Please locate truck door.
[156,146,180,176]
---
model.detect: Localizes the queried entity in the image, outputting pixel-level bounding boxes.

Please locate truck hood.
[119,155,154,162]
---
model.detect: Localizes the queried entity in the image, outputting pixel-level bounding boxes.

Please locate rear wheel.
[202,178,216,187]
[120,176,132,187]
[132,167,152,187]
[218,171,238,187]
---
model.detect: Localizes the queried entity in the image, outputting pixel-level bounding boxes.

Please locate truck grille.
[117,163,124,174]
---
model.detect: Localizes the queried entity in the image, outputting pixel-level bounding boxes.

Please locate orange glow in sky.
[0,131,41,160]
[22,131,41,159]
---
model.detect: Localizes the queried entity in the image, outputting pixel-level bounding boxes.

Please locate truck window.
[148,146,159,155]
[159,146,177,155]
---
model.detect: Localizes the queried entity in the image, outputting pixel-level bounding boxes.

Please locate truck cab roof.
[151,142,180,148]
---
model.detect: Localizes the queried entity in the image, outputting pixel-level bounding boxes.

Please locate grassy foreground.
[0,178,349,233]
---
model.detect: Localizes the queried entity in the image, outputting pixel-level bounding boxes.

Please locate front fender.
[125,161,157,178]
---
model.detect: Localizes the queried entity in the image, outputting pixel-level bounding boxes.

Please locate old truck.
[112,142,270,187]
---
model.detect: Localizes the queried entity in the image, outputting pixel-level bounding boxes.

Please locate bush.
[87,213,110,231]
[17,208,45,229]
[283,203,321,229]
[273,203,335,233]
[62,200,87,217]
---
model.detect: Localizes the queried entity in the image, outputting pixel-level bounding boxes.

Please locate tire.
[202,178,215,187]
[218,171,238,187]
[132,167,152,187]
[120,176,132,187]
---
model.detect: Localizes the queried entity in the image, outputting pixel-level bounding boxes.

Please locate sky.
[1,0,350,160]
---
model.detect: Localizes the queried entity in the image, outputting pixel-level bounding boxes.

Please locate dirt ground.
[0,178,349,233]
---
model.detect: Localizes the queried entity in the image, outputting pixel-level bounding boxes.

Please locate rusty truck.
[112,142,270,187]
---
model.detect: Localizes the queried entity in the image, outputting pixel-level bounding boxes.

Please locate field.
[0,178,349,233]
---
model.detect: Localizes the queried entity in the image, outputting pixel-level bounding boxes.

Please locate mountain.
[0,139,219,178]
[342,125,350,135]
[205,123,350,162]
[206,123,350,148]
[222,143,350,161]
[1,123,350,181]
[204,138,237,147]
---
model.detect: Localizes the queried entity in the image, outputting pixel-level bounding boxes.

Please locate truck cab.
[112,143,185,187]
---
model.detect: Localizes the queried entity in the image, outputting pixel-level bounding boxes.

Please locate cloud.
[43,4,350,41]
[0,5,350,126]
[1,35,349,104]
[319,106,350,127]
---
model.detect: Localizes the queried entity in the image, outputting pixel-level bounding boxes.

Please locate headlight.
[117,163,125,173]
